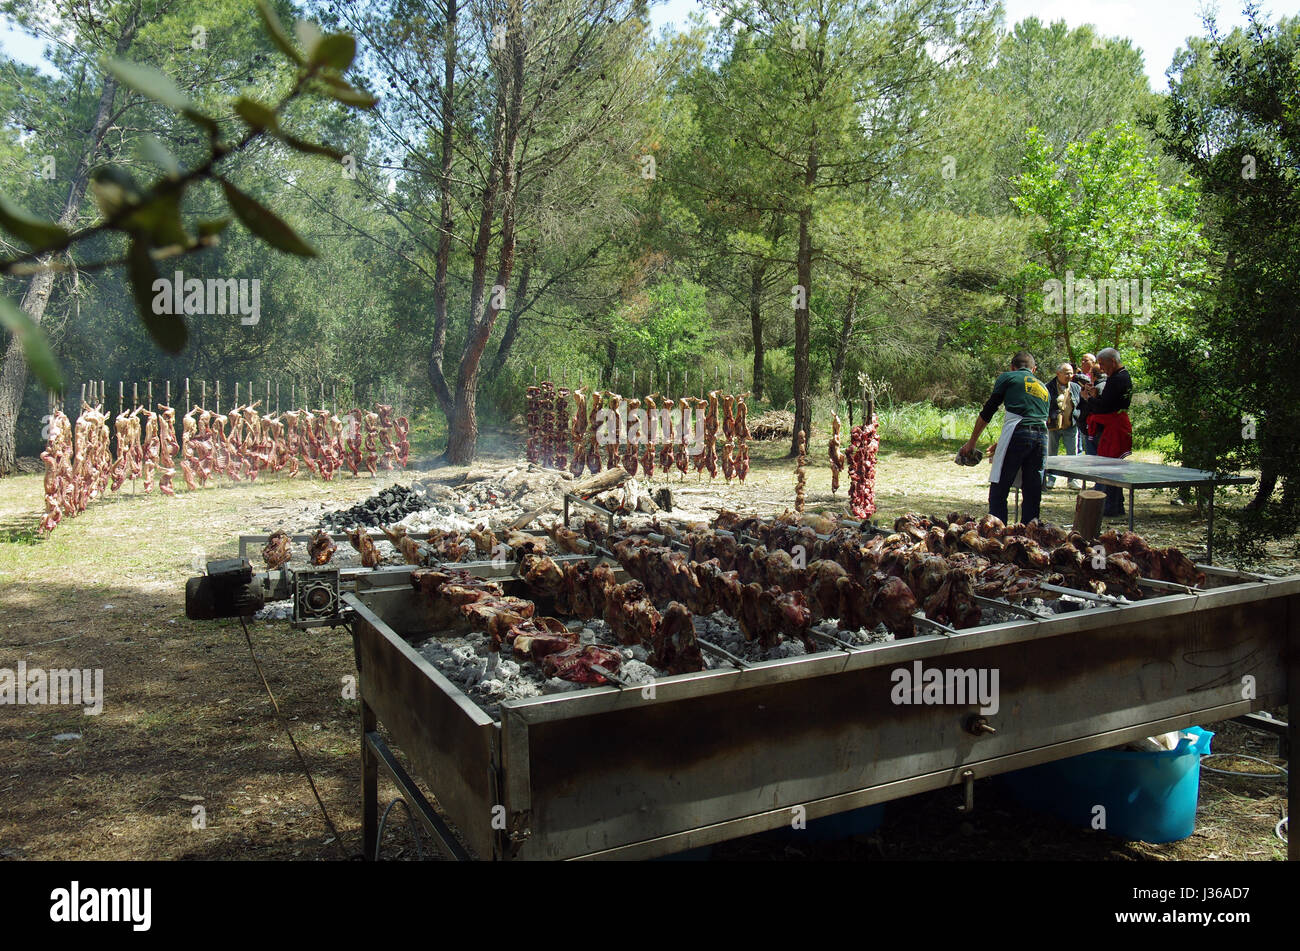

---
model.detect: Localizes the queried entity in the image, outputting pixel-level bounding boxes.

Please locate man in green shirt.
[959,351,1050,523]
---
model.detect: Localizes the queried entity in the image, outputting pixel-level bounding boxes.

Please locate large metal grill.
[347,523,1300,861]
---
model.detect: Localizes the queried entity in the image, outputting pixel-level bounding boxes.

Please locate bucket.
[996,727,1214,843]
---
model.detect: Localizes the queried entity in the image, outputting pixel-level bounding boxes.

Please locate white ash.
[814,618,895,646]
[416,631,545,718]
[254,599,294,621]
[414,621,665,718]
[693,611,810,662]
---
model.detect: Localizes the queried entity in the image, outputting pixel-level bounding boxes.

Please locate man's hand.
[960,438,977,458]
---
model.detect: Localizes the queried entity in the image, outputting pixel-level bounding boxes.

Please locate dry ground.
[0,435,1291,861]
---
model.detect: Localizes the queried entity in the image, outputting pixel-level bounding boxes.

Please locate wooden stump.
[1073,490,1106,541]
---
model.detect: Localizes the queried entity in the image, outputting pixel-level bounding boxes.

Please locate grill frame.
[349,561,1300,861]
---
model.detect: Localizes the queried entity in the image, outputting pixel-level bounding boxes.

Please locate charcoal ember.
[321,483,429,529]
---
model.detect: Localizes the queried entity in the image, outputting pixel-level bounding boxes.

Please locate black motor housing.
[185,558,266,619]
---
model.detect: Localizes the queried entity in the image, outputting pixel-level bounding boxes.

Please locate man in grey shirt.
[1045,362,1083,490]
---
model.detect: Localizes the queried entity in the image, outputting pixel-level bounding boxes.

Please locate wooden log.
[570,465,630,497]
[1073,490,1106,541]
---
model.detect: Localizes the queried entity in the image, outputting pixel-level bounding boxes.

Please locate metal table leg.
[1207,487,1214,564]
[1128,487,1135,532]
[362,699,378,860]
[1289,593,1298,860]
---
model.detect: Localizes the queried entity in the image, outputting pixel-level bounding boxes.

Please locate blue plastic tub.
[996,727,1214,843]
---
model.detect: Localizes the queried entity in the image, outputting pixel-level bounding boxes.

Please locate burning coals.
[317,464,576,535]
[415,623,662,719]
[320,483,436,530]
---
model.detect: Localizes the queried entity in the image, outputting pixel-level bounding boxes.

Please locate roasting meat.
[845,415,878,518]
[308,530,337,565]
[649,601,705,674]
[263,530,292,570]
[346,526,383,568]
[543,645,624,684]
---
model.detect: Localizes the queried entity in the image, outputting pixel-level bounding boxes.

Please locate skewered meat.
[569,388,589,476]
[263,530,292,570]
[346,526,383,567]
[828,413,845,494]
[543,645,624,684]
[649,601,705,674]
[308,530,337,565]
[508,617,578,662]
[641,394,658,478]
[552,388,570,472]
[463,596,536,652]
[468,526,498,556]
[520,552,564,593]
[526,384,542,463]
[546,522,589,554]
[381,524,427,564]
[845,414,878,518]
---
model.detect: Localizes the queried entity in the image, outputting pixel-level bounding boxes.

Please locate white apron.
[988,412,1024,488]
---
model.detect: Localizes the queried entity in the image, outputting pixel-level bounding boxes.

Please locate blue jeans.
[1044,425,1078,487]
[990,426,1046,524]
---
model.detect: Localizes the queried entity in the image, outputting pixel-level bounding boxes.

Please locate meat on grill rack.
[263,530,292,570]
[308,530,337,565]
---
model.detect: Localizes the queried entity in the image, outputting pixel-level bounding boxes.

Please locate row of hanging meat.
[39,401,410,534]
[828,412,879,519]
[525,385,752,482]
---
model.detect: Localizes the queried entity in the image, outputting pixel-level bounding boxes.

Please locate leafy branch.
[0,0,378,391]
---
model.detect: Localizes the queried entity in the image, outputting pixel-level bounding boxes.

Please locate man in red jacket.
[1076,348,1132,517]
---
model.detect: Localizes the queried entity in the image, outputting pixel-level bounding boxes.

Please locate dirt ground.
[0,434,1291,861]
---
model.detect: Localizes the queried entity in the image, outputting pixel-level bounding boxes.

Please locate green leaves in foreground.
[221,180,317,257]
[127,239,188,354]
[0,295,61,390]
[0,194,68,249]
[0,1,373,390]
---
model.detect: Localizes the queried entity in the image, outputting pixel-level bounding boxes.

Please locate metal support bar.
[563,492,618,535]
[972,594,1051,619]
[364,729,472,861]
[1230,712,1290,759]
[1037,582,1125,606]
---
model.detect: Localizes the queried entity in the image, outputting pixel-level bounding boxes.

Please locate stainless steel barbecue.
[347,533,1300,861]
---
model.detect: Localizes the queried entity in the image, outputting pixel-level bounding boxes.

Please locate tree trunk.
[445,0,525,465]
[790,124,817,457]
[0,66,121,475]
[486,257,531,381]
[748,259,765,400]
[427,0,458,419]
[830,285,858,401]
[790,201,813,457]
